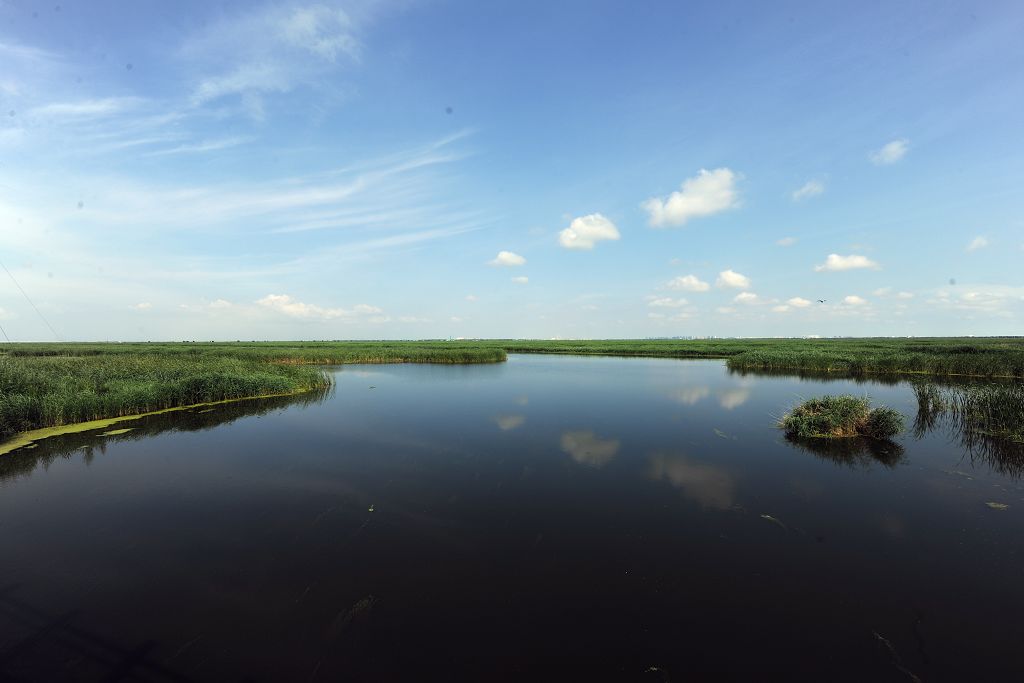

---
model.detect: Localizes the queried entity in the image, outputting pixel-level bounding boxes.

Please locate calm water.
[1,355,1022,681]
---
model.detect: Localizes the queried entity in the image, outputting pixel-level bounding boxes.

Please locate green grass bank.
[2,337,1021,447]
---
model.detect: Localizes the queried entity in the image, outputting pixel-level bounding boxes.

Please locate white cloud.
[489,250,526,267]
[772,305,790,312]
[208,299,232,309]
[870,138,909,165]
[926,285,1024,317]
[843,295,868,306]
[791,180,824,202]
[132,302,152,310]
[465,294,478,302]
[145,137,252,157]
[897,291,914,299]
[716,269,751,289]
[511,276,529,284]
[648,297,688,308]
[256,293,380,320]
[715,307,735,314]
[733,292,760,304]
[666,274,710,292]
[558,213,620,250]
[280,5,359,62]
[642,168,740,227]
[787,297,812,308]
[814,254,880,272]
[777,236,797,247]
[560,431,620,468]
[967,236,989,252]
[30,97,145,119]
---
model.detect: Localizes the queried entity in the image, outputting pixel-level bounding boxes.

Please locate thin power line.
[0,260,62,341]
[0,321,9,343]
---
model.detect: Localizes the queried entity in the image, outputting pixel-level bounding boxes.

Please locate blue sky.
[0,0,1021,340]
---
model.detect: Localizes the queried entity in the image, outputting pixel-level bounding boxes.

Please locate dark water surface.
[2,355,1022,681]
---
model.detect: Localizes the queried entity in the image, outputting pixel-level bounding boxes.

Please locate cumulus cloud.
[648,297,688,308]
[558,213,620,250]
[716,269,751,289]
[772,305,791,312]
[132,302,152,310]
[560,431,620,467]
[511,276,529,284]
[870,138,909,165]
[787,297,812,308]
[256,294,381,320]
[642,168,740,228]
[489,250,526,267]
[465,294,478,302]
[843,295,868,306]
[792,180,824,202]
[967,236,988,252]
[733,292,760,304]
[814,254,880,272]
[777,236,797,247]
[666,274,710,292]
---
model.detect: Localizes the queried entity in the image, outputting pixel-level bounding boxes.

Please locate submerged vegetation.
[780,395,904,440]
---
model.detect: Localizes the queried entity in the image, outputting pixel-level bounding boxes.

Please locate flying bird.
[817,299,827,303]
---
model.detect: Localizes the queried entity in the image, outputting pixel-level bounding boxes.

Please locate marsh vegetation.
[779,395,904,440]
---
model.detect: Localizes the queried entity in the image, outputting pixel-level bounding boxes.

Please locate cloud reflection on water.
[648,452,736,510]
[559,431,620,467]
[495,414,526,431]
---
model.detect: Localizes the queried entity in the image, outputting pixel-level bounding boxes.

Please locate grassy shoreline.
[2,338,1021,452]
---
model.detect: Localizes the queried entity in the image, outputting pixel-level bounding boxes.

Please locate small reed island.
[780,395,904,440]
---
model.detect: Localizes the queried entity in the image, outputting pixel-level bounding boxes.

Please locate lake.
[1,355,1021,681]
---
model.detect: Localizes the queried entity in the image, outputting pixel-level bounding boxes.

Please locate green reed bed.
[779,395,904,440]
[0,353,331,440]
[484,337,1024,379]
[913,382,1024,444]
[0,341,506,441]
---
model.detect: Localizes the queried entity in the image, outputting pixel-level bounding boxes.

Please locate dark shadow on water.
[0,389,330,485]
[0,584,196,682]
[783,435,905,468]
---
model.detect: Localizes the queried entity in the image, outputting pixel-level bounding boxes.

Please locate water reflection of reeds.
[0,389,330,484]
[913,382,1024,477]
[783,435,905,468]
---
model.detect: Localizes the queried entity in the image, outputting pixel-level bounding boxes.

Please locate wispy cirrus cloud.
[791,180,824,202]
[870,138,909,165]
